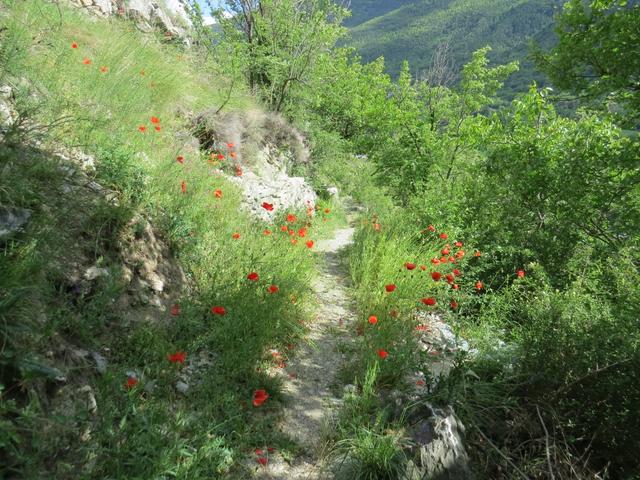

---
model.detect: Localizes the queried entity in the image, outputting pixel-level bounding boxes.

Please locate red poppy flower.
[230,152,237,159]
[420,265,427,271]
[454,241,463,248]
[427,225,436,232]
[176,155,184,164]
[247,272,259,281]
[324,208,330,214]
[405,262,417,271]
[385,284,396,293]
[257,457,268,466]
[415,324,429,331]
[288,229,295,236]
[211,306,226,315]
[232,232,241,239]
[286,214,297,223]
[167,351,187,364]
[253,389,269,407]
[517,270,525,278]
[150,116,160,124]
[474,251,481,257]
[431,258,440,265]
[377,349,389,359]
[368,315,378,325]
[217,153,225,160]
[452,284,460,290]
[255,449,264,455]
[181,181,186,193]
[455,251,465,259]
[226,142,235,149]
[154,125,161,132]
[431,272,442,281]
[262,202,274,212]
[82,58,91,65]
[71,42,78,49]
[475,281,484,290]
[214,189,222,199]
[125,376,138,388]
[280,225,288,232]
[138,125,146,133]
[441,248,450,256]
[268,284,279,294]
[450,300,459,310]
[421,297,436,306]
[305,240,314,249]
[445,274,454,283]
[452,269,461,277]
[170,304,180,316]
[267,447,275,453]
[373,223,381,231]
[416,379,426,386]
[263,229,272,235]
[448,256,456,263]
[235,166,243,177]
[298,228,307,237]
[100,66,108,73]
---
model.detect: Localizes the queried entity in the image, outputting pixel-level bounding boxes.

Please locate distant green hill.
[346,0,564,100]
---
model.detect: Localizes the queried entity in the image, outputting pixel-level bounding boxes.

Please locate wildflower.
[427,225,436,232]
[448,256,456,263]
[154,125,161,132]
[181,181,186,193]
[288,229,295,236]
[71,42,78,49]
[230,152,237,159]
[421,297,436,306]
[253,389,269,407]
[455,241,463,248]
[125,376,138,388]
[298,228,307,237]
[217,153,225,160]
[257,457,268,466]
[431,272,442,281]
[452,284,460,290]
[475,281,484,291]
[385,284,396,293]
[268,284,279,294]
[211,306,226,315]
[247,272,259,281]
[167,351,187,364]
[235,166,243,177]
[99,66,108,73]
[138,125,146,133]
[291,239,298,245]
[280,225,288,232]
[377,349,389,359]
[368,315,378,325]
[452,269,461,277]
[405,262,417,270]
[232,232,241,239]
[226,142,235,149]
[420,265,427,271]
[373,223,381,231]
[214,189,222,199]
[176,155,184,164]
[286,213,297,223]
[517,270,525,278]
[150,116,160,124]
[455,251,465,259]
[324,208,330,214]
[450,300,459,310]
[262,202,274,212]
[431,258,440,265]
[255,449,264,455]
[415,325,429,331]
[263,229,272,235]
[439,233,448,240]
[445,273,454,283]
[441,247,450,255]
[474,251,481,257]
[267,447,275,453]
[416,379,426,386]
[170,304,180,316]
[305,240,314,249]
[82,58,91,65]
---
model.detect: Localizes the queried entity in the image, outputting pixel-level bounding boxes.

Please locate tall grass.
[0,1,344,477]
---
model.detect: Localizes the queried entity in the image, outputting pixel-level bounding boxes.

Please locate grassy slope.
[0,1,345,478]
[347,0,562,99]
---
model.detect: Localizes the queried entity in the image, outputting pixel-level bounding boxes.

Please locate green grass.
[0,1,346,477]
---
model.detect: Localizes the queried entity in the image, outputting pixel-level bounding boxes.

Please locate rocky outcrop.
[66,0,191,38]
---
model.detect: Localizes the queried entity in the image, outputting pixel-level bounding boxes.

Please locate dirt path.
[264,218,356,479]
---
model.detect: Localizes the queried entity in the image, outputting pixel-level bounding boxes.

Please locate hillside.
[347,0,563,98]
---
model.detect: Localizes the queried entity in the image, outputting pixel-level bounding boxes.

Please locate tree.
[535,0,640,125]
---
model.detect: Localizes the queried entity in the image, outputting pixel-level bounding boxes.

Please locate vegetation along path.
[266,213,357,479]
